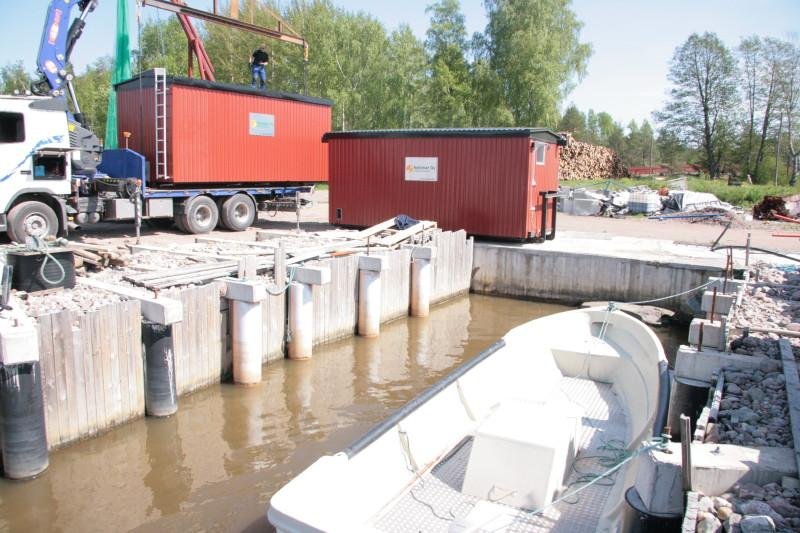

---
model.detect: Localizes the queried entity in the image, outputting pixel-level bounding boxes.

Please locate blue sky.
[1,1,798,127]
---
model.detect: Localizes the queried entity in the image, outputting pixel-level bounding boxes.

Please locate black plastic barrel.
[142,322,178,417]
[624,487,682,532]
[0,362,49,479]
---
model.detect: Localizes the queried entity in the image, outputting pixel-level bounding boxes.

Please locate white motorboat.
[268,306,670,533]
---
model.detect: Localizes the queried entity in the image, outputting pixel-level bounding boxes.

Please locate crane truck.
[0,0,318,243]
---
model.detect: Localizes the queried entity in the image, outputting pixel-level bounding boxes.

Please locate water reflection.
[0,295,580,532]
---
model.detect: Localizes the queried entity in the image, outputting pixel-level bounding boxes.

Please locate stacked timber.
[558,133,629,181]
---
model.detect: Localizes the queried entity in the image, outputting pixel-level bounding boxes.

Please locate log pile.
[558,133,629,181]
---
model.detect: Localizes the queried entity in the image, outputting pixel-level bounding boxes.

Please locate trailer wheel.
[7,201,59,243]
[220,194,256,231]
[177,196,219,234]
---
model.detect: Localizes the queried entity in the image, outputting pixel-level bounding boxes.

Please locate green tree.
[658,32,738,179]
[656,127,688,169]
[467,31,513,126]
[381,25,429,128]
[585,109,599,144]
[484,0,591,127]
[778,41,800,185]
[557,104,586,137]
[0,61,33,94]
[137,16,197,77]
[72,57,114,141]
[424,0,471,127]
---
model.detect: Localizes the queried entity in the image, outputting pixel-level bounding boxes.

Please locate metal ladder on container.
[153,67,168,181]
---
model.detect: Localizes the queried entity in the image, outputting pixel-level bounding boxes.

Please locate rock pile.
[731,265,800,355]
[558,133,629,181]
[694,481,800,532]
[18,286,122,318]
[716,369,792,447]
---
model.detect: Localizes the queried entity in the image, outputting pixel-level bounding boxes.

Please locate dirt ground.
[61,190,799,254]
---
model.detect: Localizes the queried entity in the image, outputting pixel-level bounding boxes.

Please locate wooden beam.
[375,222,435,247]
[353,218,397,240]
[780,339,800,476]
[128,244,236,261]
[195,236,279,250]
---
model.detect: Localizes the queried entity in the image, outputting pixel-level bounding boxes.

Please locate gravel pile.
[695,481,800,532]
[717,369,792,447]
[17,286,122,318]
[731,264,800,355]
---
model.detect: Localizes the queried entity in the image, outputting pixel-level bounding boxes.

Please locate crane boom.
[34,0,99,107]
[141,0,309,61]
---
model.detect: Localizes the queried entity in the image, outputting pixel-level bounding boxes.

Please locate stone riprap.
[695,480,800,532]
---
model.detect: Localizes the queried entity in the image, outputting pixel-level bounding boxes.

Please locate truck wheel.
[176,195,218,234]
[220,194,256,231]
[7,201,59,243]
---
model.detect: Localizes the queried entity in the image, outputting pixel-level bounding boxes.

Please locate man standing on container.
[249,44,269,90]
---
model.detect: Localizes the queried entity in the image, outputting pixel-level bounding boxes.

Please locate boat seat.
[550,333,622,382]
[462,398,577,511]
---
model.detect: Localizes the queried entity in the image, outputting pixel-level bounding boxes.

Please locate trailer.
[0,1,328,243]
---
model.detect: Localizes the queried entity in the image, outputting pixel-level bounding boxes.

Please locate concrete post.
[409,247,436,318]
[358,255,389,337]
[288,267,331,360]
[225,280,267,385]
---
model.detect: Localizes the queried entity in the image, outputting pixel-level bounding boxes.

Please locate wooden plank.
[104,304,119,424]
[131,301,145,414]
[92,308,109,430]
[374,221,436,247]
[128,244,237,261]
[53,310,78,443]
[286,242,365,266]
[69,319,88,437]
[125,260,239,282]
[209,285,221,386]
[79,312,98,436]
[116,301,131,421]
[51,311,71,445]
[779,339,800,476]
[353,218,396,240]
[200,286,211,388]
[195,236,279,250]
[37,314,59,447]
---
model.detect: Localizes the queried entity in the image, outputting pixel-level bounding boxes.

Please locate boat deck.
[372,377,629,532]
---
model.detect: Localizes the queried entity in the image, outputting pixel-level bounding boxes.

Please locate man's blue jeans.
[251,65,267,89]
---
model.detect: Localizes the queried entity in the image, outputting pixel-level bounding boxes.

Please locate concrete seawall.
[471,237,725,316]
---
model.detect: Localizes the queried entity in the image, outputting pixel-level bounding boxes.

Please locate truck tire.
[7,201,59,243]
[176,195,218,234]
[219,194,256,231]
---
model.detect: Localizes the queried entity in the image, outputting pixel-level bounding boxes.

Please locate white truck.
[0,0,313,243]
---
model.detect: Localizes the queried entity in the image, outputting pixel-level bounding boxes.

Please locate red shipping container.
[116,71,332,185]
[324,129,566,240]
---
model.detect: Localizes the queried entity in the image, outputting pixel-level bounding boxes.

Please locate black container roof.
[322,128,567,145]
[115,70,333,107]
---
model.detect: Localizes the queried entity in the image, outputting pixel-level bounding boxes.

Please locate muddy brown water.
[0,295,686,533]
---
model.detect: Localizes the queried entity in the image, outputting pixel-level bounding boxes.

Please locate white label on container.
[404,157,438,182]
[249,113,275,136]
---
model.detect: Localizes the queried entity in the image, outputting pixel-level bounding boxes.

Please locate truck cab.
[0,96,74,242]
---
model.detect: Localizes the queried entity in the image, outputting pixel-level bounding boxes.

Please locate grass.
[560,177,799,207]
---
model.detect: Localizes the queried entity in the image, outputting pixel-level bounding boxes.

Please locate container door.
[528,142,540,237]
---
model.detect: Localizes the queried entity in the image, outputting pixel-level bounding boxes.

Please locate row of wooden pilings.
[0,245,439,480]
